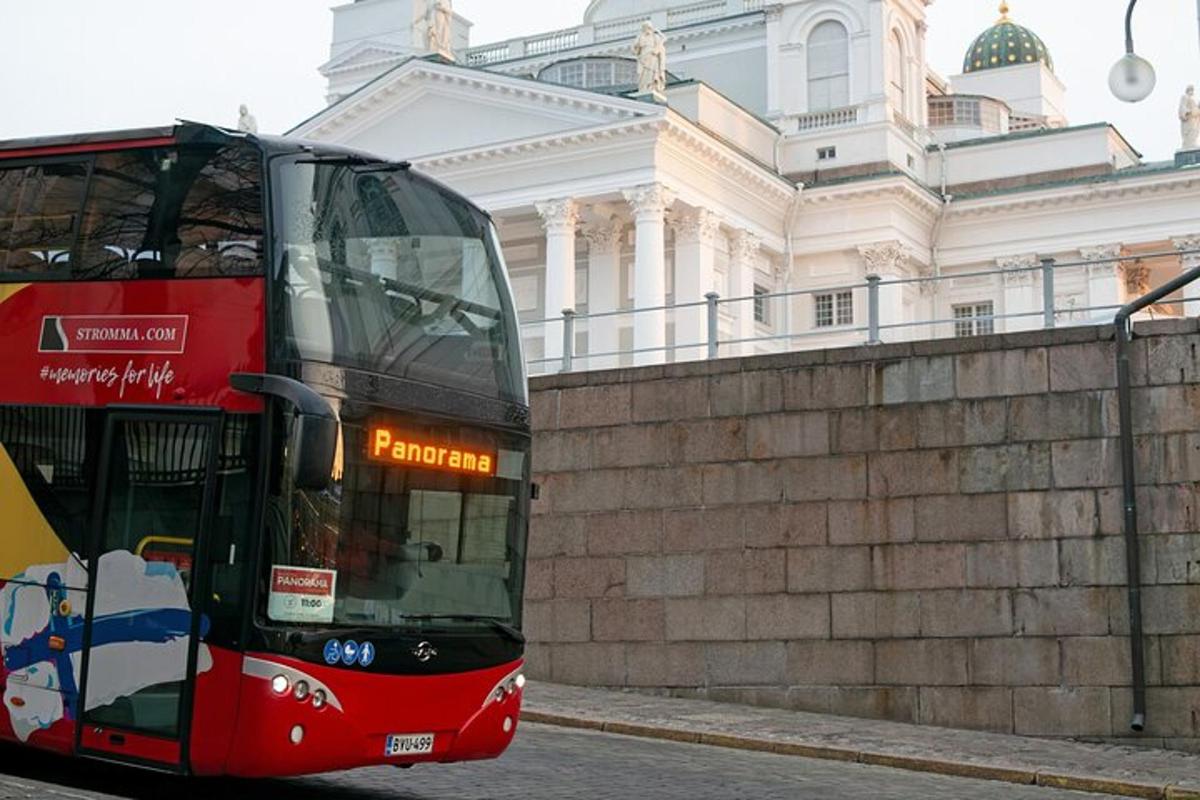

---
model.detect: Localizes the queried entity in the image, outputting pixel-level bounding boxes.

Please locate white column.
[1174,235,1200,316]
[999,255,1040,332]
[858,241,908,342]
[536,199,580,372]
[670,208,719,362]
[584,219,624,370]
[730,230,762,355]
[1081,244,1124,322]
[623,184,675,366]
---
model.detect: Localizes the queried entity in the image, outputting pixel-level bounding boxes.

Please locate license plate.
[385,733,435,757]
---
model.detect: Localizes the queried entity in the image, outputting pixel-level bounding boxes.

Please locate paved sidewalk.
[521,683,1200,800]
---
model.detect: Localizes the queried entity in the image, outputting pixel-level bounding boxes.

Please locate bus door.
[76,410,221,771]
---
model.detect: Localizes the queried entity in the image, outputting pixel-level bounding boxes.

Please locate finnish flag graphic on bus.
[38,315,189,354]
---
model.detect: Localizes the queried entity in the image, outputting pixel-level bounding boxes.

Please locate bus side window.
[0,162,88,277]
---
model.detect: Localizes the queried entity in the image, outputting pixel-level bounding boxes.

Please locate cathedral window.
[807,21,850,111]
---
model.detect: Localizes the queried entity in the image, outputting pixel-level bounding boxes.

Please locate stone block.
[828,498,915,545]
[747,412,829,459]
[1111,687,1200,738]
[1013,588,1112,636]
[831,592,921,639]
[591,423,673,469]
[743,370,786,414]
[830,687,919,724]
[526,598,593,643]
[970,638,1059,686]
[1014,687,1112,736]
[784,686,837,714]
[784,456,869,502]
[705,549,786,596]
[959,444,1052,493]
[1132,386,1200,435]
[550,642,626,686]
[558,384,631,429]
[664,596,746,641]
[625,643,706,687]
[919,687,1014,734]
[675,418,748,463]
[956,348,1049,398]
[584,510,663,556]
[919,590,1013,637]
[1135,433,1200,484]
[916,400,1007,448]
[1048,342,1118,392]
[745,593,830,640]
[663,507,746,552]
[876,406,920,451]
[550,469,625,514]
[592,598,665,642]
[701,461,786,506]
[523,642,551,680]
[1103,486,1199,536]
[622,466,704,510]
[1142,585,1200,635]
[876,639,968,686]
[708,372,745,418]
[1063,636,1162,687]
[966,541,1059,588]
[784,364,869,410]
[872,543,966,590]
[1007,490,1099,539]
[554,557,625,599]
[914,494,1007,542]
[879,356,955,405]
[1009,392,1117,442]
[528,514,588,559]
[1060,537,1143,587]
[626,555,705,598]
[532,429,593,473]
[631,378,710,422]
[1151,534,1200,584]
[787,546,872,593]
[868,450,959,498]
[786,640,874,685]
[830,407,876,453]
[530,388,559,431]
[525,558,555,600]
[1050,439,1124,489]
[1161,636,1200,685]
[744,502,827,548]
[1145,334,1200,385]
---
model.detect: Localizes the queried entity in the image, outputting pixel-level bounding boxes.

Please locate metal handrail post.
[705,292,720,359]
[1042,258,1056,329]
[866,275,881,345]
[561,309,576,373]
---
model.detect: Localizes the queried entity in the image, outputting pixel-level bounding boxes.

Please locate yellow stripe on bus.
[0,283,29,306]
[0,443,70,579]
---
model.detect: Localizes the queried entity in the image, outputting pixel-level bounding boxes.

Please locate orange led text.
[369,426,495,476]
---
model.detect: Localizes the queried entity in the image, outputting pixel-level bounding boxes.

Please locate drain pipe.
[1115,262,1200,732]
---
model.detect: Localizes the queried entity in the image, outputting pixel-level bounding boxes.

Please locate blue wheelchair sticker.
[324,639,342,665]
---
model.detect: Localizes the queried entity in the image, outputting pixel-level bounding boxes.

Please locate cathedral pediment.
[319,42,413,77]
[291,58,658,161]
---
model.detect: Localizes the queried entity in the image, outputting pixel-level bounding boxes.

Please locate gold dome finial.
[998,1,1011,21]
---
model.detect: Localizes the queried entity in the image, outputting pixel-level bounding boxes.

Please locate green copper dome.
[963,2,1053,74]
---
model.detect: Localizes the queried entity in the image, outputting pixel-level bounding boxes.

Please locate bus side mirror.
[292,413,338,491]
[230,372,338,491]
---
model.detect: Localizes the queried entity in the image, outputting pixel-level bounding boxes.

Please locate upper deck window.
[77,144,264,280]
[0,162,88,276]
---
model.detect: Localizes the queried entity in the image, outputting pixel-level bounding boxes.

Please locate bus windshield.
[265,407,529,629]
[277,160,526,405]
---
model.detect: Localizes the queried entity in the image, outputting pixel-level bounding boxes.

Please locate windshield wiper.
[399,614,525,644]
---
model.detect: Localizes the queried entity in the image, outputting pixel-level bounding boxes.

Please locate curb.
[520,710,1200,800]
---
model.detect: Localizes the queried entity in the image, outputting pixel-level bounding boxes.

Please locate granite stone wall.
[523,320,1200,749]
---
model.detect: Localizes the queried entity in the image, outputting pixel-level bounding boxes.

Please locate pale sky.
[0,1,1196,161]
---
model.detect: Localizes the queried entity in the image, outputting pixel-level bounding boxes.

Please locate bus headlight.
[271,675,290,695]
[294,681,310,701]
[312,689,327,709]
[515,673,526,690]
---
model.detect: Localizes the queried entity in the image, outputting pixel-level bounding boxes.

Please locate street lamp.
[1109,0,1157,102]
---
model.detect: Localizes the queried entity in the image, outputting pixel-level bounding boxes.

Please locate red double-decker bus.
[0,123,530,776]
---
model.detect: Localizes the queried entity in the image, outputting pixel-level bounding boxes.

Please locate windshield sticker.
[268,566,337,624]
[368,426,496,477]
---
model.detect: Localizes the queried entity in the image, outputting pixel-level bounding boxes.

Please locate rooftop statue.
[237,104,258,134]
[633,21,667,96]
[426,0,453,58]
[1181,86,1200,151]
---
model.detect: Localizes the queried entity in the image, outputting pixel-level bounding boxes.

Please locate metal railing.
[519,247,1200,375]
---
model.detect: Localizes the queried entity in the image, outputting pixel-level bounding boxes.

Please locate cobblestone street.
[0,724,1123,800]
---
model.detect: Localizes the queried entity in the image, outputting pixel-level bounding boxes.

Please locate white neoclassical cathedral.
[291,0,1200,373]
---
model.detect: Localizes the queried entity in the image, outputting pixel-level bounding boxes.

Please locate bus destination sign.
[369,425,496,477]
